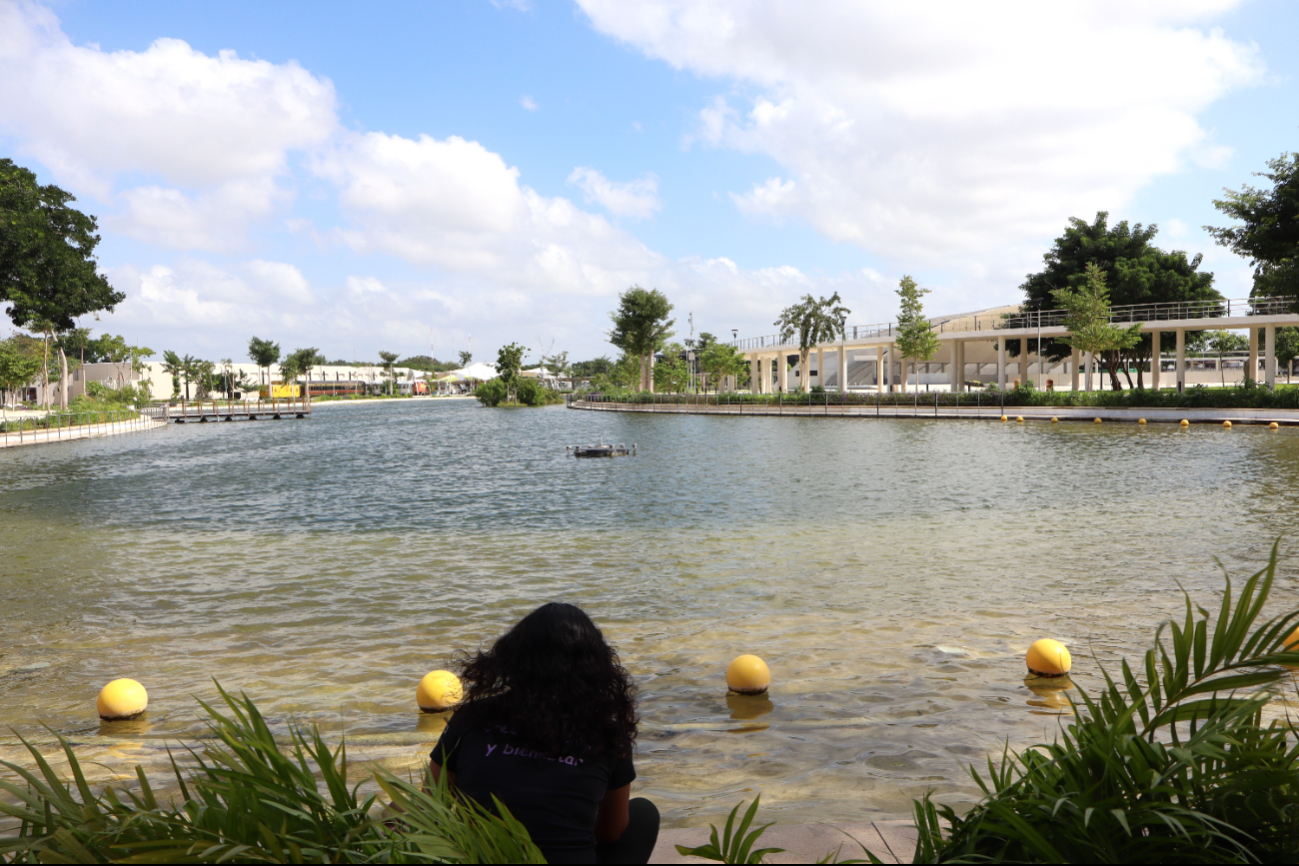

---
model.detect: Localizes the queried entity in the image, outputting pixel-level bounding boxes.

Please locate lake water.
[2,398,1298,826]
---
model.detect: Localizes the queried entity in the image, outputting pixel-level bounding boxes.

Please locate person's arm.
[593,783,630,844]
[429,758,457,790]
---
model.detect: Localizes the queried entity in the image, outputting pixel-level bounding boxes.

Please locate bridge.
[733,296,1299,393]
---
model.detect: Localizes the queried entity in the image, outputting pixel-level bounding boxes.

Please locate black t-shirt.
[431,703,635,862]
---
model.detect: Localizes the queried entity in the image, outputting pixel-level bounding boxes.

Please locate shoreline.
[570,399,1299,425]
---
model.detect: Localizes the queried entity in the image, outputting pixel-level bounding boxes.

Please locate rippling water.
[3,399,1298,825]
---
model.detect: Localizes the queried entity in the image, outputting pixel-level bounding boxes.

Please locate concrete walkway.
[0,416,166,448]
[652,820,917,864]
[572,399,1299,426]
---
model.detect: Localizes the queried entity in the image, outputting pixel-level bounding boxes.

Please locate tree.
[545,350,569,378]
[1275,328,1299,382]
[775,292,850,392]
[1206,153,1299,303]
[247,337,280,389]
[893,277,941,392]
[571,357,613,379]
[0,159,124,332]
[1021,212,1219,390]
[458,350,473,368]
[653,343,690,394]
[608,286,674,392]
[494,343,526,403]
[378,351,400,396]
[1206,331,1248,387]
[288,348,321,384]
[1052,264,1143,391]
[699,341,747,393]
[0,334,42,407]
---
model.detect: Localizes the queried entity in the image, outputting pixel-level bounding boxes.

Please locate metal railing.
[0,408,165,448]
[732,296,1299,352]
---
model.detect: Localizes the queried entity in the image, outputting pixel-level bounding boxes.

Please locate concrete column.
[1248,327,1258,384]
[997,341,1007,389]
[778,353,788,393]
[1150,331,1160,391]
[1023,337,1032,387]
[1176,329,1186,393]
[957,341,966,392]
[1266,324,1277,389]
[876,345,884,394]
[816,346,825,390]
[750,357,759,394]
[838,344,848,394]
[1070,347,1080,391]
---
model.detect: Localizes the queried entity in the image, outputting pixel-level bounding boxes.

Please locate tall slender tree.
[893,277,941,393]
[774,292,850,391]
[378,350,400,395]
[1053,264,1142,391]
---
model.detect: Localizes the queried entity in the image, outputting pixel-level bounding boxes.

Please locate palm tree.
[378,351,399,395]
[247,336,281,394]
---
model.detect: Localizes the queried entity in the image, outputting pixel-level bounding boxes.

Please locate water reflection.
[1024,674,1076,715]
[726,692,774,721]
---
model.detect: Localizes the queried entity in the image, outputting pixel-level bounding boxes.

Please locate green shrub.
[473,378,508,406]
[0,686,544,864]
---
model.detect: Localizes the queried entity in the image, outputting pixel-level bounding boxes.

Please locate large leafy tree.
[1206,153,1299,303]
[774,292,850,391]
[893,277,940,392]
[1021,212,1219,389]
[0,159,124,331]
[1053,264,1142,391]
[608,286,674,392]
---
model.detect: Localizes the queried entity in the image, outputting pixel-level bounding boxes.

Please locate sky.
[1,0,1297,365]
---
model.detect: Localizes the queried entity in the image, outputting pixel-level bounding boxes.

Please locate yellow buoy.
[726,654,772,695]
[1180,419,1190,427]
[1051,416,1058,423]
[416,670,463,712]
[1093,417,1102,424]
[1016,416,1024,423]
[1223,420,1232,429]
[1138,418,1147,425]
[1270,422,1280,430]
[97,678,148,720]
[1283,626,1299,669]
[1000,415,1008,422]
[1026,639,1071,677]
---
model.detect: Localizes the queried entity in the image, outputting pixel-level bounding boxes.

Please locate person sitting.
[431,602,659,864]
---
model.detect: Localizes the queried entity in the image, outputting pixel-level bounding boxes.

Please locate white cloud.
[579,0,1261,268]
[0,1,337,245]
[314,130,667,296]
[520,95,539,111]
[567,167,662,218]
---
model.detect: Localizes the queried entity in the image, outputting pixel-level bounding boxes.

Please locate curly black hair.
[454,602,638,760]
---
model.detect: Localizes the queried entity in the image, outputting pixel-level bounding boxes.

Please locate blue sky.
[2,0,1296,364]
